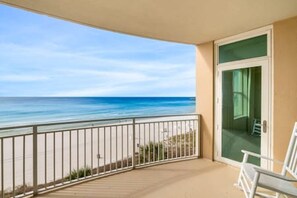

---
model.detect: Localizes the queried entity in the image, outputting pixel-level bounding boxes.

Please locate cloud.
[0,42,193,72]
[51,85,129,97]
[0,74,49,82]
[0,5,195,97]
[59,69,155,82]
[0,41,195,96]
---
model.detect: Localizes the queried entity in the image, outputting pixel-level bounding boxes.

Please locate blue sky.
[0,5,195,97]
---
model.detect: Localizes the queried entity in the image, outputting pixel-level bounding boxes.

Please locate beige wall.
[196,42,214,160]
[273,16,297,169]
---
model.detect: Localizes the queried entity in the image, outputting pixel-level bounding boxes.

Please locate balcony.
[0,114,233,198]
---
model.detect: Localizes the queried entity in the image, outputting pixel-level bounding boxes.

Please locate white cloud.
[0,75,49,82]
[51,84,136,97]
[0,43,193,72]
[58,69,156,83]
[0,32,195,96]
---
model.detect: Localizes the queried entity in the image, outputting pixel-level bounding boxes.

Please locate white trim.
[218,56,269,68]
[214,26,273,170]
[218,60,267,71]
[269,26,274,171]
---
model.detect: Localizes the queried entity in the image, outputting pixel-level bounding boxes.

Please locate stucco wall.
[196,42,214,160]
[273,16,297,169]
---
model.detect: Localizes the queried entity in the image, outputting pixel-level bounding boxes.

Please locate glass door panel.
[221,66,261,165]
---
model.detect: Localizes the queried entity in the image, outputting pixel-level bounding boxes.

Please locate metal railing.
[0,114,200,198]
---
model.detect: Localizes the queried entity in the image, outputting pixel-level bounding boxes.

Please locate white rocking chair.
[252,119,261,136]
[236,122,297,198]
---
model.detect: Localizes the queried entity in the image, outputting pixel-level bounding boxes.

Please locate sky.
[0,5,195,97]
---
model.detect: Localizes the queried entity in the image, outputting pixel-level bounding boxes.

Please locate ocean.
[0,97,196,127]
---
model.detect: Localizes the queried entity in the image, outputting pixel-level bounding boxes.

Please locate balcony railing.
[0,114,200,198]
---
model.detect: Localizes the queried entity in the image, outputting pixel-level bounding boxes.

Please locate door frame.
[214,26,273,169]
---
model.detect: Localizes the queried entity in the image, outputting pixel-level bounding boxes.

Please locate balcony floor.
[37,159,244,198]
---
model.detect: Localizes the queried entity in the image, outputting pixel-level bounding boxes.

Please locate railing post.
[33,125,38,195]
[132,118,136,169]
[196,115,200,158]
[1,138,4,198]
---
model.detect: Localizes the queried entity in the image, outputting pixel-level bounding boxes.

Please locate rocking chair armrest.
[241,150,283,165]
[253,167,297,182]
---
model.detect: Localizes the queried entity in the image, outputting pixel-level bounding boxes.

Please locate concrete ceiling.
[1,0,297,44]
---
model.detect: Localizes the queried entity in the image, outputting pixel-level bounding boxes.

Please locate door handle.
[262,120,267,133]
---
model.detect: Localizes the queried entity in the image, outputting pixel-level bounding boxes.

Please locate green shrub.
[139,141,166,163]
[138,131,196,162]
[65,167,92,181]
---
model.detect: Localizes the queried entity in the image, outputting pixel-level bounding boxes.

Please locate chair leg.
[249,172,260,198]
[236,169,250,198]
[237,155,249,186]
[236,169,243,188]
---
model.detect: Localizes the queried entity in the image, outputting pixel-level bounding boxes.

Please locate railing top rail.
[0,113,199,131]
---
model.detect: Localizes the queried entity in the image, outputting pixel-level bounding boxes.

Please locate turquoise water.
[0,97,195,127]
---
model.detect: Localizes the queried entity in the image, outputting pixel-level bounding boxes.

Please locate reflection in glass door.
[221,66,261,165]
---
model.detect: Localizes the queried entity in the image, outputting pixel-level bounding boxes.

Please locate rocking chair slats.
[236,122,297,198]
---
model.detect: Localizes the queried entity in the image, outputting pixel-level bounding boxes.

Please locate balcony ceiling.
[1,0,297,44]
